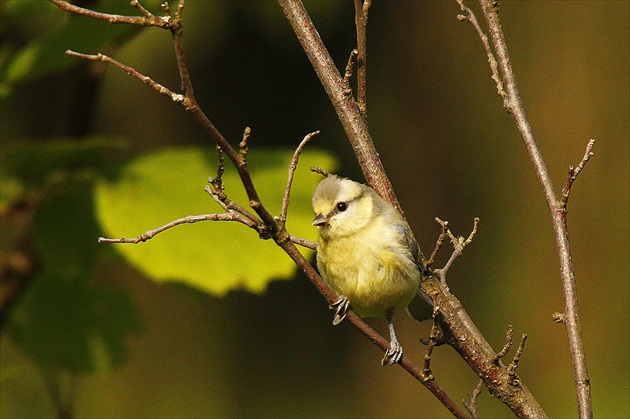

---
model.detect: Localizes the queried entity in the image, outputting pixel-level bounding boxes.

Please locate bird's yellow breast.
[316,215,419,318]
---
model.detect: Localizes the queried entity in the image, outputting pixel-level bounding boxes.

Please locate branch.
[354,0,371,116]
[277,0,401,214]
[280,0,549,416]
[456,1,594,417]
[49,0,174,28]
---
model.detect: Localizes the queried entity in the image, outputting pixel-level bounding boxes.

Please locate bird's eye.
[336,202,347,212]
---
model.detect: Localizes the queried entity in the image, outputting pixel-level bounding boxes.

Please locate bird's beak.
[312,213,328,227]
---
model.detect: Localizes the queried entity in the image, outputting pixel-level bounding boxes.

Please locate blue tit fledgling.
[312,174,432,366]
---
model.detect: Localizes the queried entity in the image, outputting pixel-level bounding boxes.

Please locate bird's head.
[312,175,375,240]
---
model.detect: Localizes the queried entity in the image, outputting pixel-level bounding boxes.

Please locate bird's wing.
[395,222,422,266]
[394,222,435,322]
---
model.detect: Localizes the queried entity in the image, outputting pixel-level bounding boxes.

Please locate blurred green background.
[1,1,628,418]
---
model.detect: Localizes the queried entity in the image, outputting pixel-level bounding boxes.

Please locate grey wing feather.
[394,222,422,266]
[394,223,435,322]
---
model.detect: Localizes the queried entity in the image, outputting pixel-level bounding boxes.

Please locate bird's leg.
[329,295,350,325]
[381,315,403,366]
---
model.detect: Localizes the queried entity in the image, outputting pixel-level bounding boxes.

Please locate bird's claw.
[329,295,350,326]
[381,341,403,366]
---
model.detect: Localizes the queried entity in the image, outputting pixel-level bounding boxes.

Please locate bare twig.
[239,127,252,159]
[342,49,358,98]
[64,51,190,107]
[426,218,449,268]
[459,1,594,416]
[434,217,479,286]
[456,0,506,101]
[561,139,596,207]
[203,186,260,229]
[494,324,514,363]
[49,0,173,28]
[289,236,316,250]
[354,0,371,116]
[310,166,330,178]
[508,333,528,377]
[463,380,484,419]
[421,305,444,382]
[281,131,320,223]
[97,213,241,244]
[277,0,401,214]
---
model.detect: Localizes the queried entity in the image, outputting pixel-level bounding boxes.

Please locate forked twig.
[433,217,479,286]
[463,380,484,419]
[455,0,506,101]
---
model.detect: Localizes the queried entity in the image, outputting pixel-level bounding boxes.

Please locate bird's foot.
[329,295,350,326]
[381,341,403,366]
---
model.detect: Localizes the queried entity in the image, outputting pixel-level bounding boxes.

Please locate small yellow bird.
[312,174,432,366]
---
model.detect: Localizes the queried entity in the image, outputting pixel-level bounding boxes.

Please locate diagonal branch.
[277,0,400,214]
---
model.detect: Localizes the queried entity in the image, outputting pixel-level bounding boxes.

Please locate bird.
[312,174,433,366]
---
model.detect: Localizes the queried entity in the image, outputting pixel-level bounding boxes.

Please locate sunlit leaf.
[94,146,337,295]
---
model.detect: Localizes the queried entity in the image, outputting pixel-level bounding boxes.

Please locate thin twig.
[463,380,484,419]
[434,217,479,286]
[354,0,371,116]
[281,131,320,222]
[277,0,401,213]
[239,127,252,159]
[64,50,190,107]
[203,186,260,229]
[470,1,593,416]
[49,0,172,28]
[342,49,358,98]
[494,324,514,363]
[97,213,241,244]
[508,333,528,377]
[310,166,330,178]
[421,305,444,381]
[426,218,449,268]
[289,236,316,250]
[561,139,595,207]
[456,0,506,101]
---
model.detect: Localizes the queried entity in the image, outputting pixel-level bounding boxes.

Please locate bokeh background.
[1,1,628,418]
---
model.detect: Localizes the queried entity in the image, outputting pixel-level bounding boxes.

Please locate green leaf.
[94,146,337,295]
[9,180,143,373]
[1,0,165,98]
[0,136,127,187]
